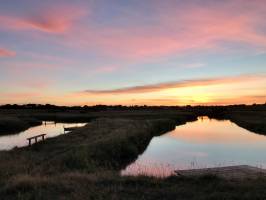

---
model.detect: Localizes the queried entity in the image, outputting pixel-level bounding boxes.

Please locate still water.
[0,122,86,150]
[122,116,266,177]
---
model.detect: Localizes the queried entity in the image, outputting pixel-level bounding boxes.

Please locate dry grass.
[2,171,266,200]
[0,118,178,176]
[0,108,266,199]
[0,117,194,199]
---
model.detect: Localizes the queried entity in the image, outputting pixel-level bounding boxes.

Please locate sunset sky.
[0,0,265,106]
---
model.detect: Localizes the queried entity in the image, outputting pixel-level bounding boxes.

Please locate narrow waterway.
[122,116,266,177]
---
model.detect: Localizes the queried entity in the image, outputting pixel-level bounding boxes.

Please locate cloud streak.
[82,74,266,95]
[0,48,16,57]
[60,0,266,60]
[1,1,266,60]
[0,5,86,33]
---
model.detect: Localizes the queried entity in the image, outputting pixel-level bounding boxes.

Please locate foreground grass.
[2,172,266,199]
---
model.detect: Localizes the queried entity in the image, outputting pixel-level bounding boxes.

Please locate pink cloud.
[185,63,205,69]
[4,92,41,98]
[0,48,16,57]
[21,79,51,89]
[93,65,121,73]
[1,1,265,60]
[61,1,266,60]
[0,5,87,33]
[3,77,52,90]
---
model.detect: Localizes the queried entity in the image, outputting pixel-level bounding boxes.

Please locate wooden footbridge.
[27,134,46,146]
[27,125,81,146]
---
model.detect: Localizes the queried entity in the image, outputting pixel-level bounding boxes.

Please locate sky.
[0,0,265,106]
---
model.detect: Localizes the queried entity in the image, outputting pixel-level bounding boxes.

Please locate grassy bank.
[226,111,266,135]
[0,118,180,194]
[0,115,42,135]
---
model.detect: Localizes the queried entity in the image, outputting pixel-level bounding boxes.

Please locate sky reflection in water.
[0,122,86,150]
[122,117,266,177]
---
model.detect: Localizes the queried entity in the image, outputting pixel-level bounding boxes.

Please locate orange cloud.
[82,74,266,95]
[92,65,121,74]
[0,48,16,57]
[63,74,265,106]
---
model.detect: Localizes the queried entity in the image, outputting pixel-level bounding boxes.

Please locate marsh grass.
[0,109,266,199]
[0,118,177,175]
[0,115,42,135]
[3,171,266,200]
[121,162,176,177]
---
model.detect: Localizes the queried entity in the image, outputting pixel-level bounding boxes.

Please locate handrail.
[27,134,46,146]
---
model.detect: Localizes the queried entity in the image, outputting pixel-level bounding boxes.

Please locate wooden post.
[42,135,45,141]
[28,139,31,146]
[35,137,37,143]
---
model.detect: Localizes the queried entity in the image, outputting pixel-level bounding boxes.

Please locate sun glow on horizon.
[45,74,266,106]
[1,74,265,106]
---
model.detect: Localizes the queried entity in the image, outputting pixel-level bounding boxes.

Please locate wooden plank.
[64,127,78,131]
[63,126,79,133]
[175,165,266,179]
[27,134,46,140]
